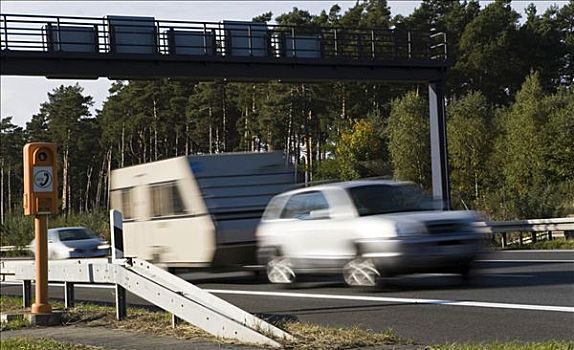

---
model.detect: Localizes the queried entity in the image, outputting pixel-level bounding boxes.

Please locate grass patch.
[1,295,26,312]
[530,240,574,250]
[503,239,574,250]
[1,317,31,331]
[2,295,572,349]
[1,295,399,348]
[283,322,398,349]
[1,337,104,350]
[427,341,574,350]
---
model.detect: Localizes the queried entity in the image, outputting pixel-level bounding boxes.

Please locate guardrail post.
[110,209,127,320]
[64,281,75,308]
[548,230,553,241]
[171,314,181,328]
[115,284,127,320]
[501,232,507,248]
[531,232,537,244]
[22,280,32,308]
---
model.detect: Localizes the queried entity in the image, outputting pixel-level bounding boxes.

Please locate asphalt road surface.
[2,250,573,345]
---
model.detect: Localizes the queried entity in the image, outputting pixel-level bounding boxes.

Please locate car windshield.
[347,184,436,216]
[58,228,98,241]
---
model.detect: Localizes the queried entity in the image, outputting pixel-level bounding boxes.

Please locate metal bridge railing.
[1,13,447,61]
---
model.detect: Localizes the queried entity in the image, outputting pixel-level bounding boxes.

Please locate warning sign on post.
[33,167,53,192]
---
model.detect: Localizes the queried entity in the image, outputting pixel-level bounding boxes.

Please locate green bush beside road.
[0,212,110,249]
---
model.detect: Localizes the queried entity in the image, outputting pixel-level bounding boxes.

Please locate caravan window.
[111,187,134,220]
[149,181,186,218]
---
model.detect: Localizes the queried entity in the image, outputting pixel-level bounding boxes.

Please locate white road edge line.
[204,289,574,313]
[477,259,574,263]
[2,282,573,314]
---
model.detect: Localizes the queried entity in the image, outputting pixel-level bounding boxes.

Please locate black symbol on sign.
[39,173,50,187]
[34,170,52,190]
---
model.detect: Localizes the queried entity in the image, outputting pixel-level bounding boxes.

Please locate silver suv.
[256,180,482,286]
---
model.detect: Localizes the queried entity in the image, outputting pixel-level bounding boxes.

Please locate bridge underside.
[1,51,446,82]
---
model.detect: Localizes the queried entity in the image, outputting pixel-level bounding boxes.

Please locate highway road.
[2,250,573,345]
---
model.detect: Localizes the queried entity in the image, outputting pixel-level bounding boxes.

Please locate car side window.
[280,191,329,219]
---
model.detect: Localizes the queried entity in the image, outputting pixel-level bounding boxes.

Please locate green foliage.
[492,72,574,218]
[0,214,33,247]
[1,211,109,247]
[335,118,387,180]
[387,90,431,189]
[453,0,525,104]
[447,91,493,210]
[530,239,574,250]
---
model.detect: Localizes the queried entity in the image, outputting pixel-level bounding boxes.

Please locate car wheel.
[343,258,380,287]
[267,256,296,284]
[459,264,474,283]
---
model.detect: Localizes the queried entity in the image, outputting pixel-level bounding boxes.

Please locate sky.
[1,1,568,127]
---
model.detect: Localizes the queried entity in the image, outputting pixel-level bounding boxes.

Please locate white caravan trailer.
[110,152,295,268]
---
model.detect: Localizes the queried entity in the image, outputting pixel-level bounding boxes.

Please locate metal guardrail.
[480,218,574,233]
[0,257,291,346]
[476,217,574,248]
[0,13,447,61]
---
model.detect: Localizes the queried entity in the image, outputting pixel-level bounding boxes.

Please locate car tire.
[459,263,474,284]
[266,255,296,284]
[343,258,380,287]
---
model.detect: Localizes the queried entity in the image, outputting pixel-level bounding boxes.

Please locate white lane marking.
[484,274,535,278]
[495,250,574,253]
[205,289,574,313]
[2,282,572,313]
[477,259,574,263]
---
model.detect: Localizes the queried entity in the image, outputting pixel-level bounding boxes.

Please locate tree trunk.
[95,149,109,210]
[185,121,190,155]
[222,84,227,152]
[7,167,11,215]
[106,149,112,211]
[62,144,69,216]
[175,128,179,156]
[121,123,125,168]
[287,88,294,161]
[208,106,213,154]
[153,97,159,161]
[85,164,93,212]
[1,159,4,225]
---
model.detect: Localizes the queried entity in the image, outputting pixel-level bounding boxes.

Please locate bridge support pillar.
[428,81,450,209]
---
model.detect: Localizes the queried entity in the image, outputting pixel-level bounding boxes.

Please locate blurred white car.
[30,226,110,260]
[256,180,483,286]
